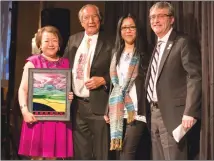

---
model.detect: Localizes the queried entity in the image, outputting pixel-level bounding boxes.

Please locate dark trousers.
[72,99,109,160]
[119,119,151,160]
[151,107,187,160]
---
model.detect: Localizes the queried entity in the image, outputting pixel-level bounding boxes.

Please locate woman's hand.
[104,115,110,124]
[68,92,73,102]
[22,111,37,124]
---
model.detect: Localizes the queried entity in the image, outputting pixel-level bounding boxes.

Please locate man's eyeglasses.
[149,14,171,20]
[121,26,136,31]
[82,14,99,22]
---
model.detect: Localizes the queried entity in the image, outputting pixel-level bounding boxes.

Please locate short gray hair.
[78,4,102,23]
[150,2,175,17]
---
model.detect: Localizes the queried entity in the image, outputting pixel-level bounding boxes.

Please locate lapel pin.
[167,44,172,50]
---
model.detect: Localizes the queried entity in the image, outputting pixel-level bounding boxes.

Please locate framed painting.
[28,68,71,121]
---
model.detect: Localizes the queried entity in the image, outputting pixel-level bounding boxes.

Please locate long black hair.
[114,13,141,65]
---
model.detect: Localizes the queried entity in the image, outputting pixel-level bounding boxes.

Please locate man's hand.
[104,115,110,124]
[182,115,196,129]
[85,76,106,90]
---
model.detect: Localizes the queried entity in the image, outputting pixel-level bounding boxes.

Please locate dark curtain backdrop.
[201,2,214,159]
[104,1,214,160]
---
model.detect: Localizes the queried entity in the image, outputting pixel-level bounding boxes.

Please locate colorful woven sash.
[109,51,139,150]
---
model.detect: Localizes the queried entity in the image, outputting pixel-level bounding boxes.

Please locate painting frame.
[28,68,71,121]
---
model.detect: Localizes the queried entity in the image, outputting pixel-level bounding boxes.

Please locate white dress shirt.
[72,32,99,97]
[152,28,173,102]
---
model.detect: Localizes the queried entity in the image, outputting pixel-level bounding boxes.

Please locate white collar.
[158,27,173,43]
[84,32,99,40]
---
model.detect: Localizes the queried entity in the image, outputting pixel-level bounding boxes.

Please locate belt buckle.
[83,97,89,102]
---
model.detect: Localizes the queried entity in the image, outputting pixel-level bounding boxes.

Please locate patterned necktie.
[87,38,91,51]
[86,38,92,79]
[147,41,162,102]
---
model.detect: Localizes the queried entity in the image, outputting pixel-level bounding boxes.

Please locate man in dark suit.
[63,4,113,160]
[145,2,202,160]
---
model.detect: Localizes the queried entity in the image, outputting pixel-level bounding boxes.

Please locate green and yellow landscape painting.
[32,73,67,114]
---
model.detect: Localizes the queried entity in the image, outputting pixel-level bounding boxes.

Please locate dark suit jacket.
[63,31,113,115]
[135,51,148,116]
[145,30,202,133]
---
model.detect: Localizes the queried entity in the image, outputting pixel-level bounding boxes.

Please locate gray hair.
[150,2,175,17]
[78,4,102,23]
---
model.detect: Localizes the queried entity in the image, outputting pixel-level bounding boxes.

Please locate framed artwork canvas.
[28,68,71,121]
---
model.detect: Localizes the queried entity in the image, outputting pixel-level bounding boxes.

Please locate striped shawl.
[109,51,139,150]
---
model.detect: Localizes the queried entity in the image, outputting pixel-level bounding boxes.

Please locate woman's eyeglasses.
[121,26,136,31]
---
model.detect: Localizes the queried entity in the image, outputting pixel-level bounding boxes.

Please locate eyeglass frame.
[121,26,137,32]
[82,14,100,22]
[149,14,172,21]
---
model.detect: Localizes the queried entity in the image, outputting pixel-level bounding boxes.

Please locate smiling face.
[80,5,101,36]
[40,31,59,58]
[150,7,174,38]
[121,17,137,45]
